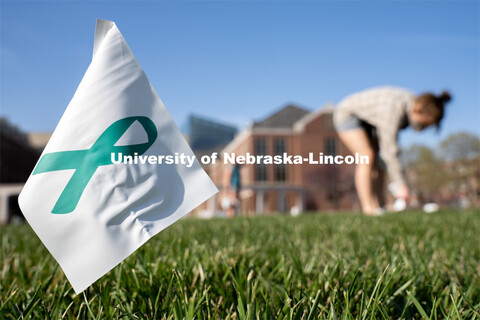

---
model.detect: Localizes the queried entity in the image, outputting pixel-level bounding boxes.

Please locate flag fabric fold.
[18,19,218,294]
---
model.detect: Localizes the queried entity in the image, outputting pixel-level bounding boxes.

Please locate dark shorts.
[335,115,365,132]
[335,115,380,154]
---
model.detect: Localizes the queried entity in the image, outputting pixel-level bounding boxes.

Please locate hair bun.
[439,90,452,104]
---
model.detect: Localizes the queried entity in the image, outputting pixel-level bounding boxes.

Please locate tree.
[402,144,447,199]
[439,132,480,207]
[439,132,480,161]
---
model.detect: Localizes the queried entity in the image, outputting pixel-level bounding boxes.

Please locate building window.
[254,138,268,181]
[274,165,286,181]
[274,138,287,181]
[274,138,285,155]
[325,137,337,156]
[255,163,268,181]
[254,138,267,155]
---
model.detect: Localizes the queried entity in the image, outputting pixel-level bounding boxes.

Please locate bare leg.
[371,163,385,208]
[337,129,377,215]
[370,168,380,209]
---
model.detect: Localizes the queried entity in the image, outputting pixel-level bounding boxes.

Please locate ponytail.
[439,90,452,105]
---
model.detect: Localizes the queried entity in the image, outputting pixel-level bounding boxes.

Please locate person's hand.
[396,184,410,200]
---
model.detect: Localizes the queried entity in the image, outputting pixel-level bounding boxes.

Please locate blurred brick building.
[204,104,358,215]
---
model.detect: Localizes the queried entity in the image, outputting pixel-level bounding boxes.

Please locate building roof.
[252,104,311,129]
[293,104,335,132]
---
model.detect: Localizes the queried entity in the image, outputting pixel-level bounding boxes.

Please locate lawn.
[1,210,479,319]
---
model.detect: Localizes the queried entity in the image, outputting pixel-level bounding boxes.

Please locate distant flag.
[18,19,218,294]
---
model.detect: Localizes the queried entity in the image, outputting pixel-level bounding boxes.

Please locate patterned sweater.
[333,86,416,185]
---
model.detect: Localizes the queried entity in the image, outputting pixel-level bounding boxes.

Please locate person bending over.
[333,86,451,215]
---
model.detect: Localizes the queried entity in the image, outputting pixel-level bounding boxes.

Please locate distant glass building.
[184,114,238,152]
[0,118,41,183]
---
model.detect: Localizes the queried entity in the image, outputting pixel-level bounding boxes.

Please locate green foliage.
[439,132,480,161]
[1,210,479,319]
[403,144,447,193]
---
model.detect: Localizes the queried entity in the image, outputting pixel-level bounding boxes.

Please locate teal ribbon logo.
[33,116,158,214]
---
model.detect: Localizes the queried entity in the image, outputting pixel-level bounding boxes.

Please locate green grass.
[1,210,479,319]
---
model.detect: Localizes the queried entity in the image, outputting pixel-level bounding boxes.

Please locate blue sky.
[1,1,479,148]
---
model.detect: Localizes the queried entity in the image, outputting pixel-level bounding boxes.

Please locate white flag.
[18,19,218,294]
